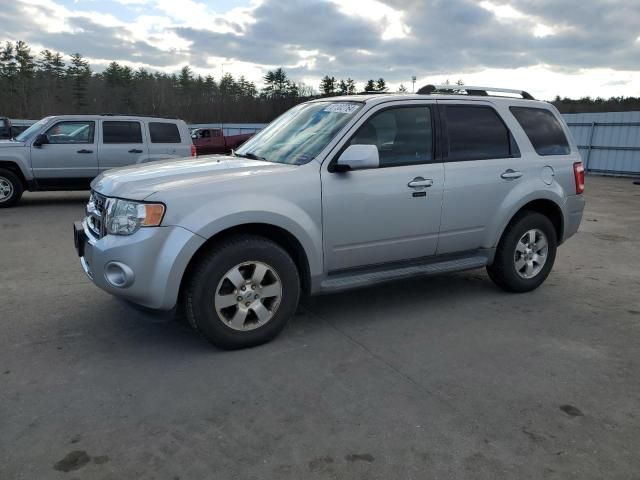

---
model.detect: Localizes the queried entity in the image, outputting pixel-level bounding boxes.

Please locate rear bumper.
[563,194,585,243]
[77,219,205,310]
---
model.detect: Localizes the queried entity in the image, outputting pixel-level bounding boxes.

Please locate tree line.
[1,40,639,123]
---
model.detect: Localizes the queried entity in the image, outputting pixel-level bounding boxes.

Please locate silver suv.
[0,115,193,207]
[73,86,586,349]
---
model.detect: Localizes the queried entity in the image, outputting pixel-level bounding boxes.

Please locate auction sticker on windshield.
[324,104,360,114]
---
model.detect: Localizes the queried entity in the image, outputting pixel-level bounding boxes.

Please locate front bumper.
[75,218,205,310]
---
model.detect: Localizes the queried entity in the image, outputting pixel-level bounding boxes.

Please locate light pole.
[219,62,230,134]
[411,76,417,93]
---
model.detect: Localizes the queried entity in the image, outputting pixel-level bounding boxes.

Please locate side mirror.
[334,144,379,172]
[33,133,48,147]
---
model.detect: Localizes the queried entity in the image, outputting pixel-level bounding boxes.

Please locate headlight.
[105,198,165,235]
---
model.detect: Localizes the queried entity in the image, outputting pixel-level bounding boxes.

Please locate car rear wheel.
[487,211,557,292]
[185,235,300,349]
[0,168,23,208]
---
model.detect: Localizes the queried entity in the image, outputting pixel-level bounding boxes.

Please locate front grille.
[86,191,107,238]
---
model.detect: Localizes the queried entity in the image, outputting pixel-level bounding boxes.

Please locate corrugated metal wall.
[563,111,640,176]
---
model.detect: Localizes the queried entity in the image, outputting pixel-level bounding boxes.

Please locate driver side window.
[45,121,95,144]
[348,106,434,168]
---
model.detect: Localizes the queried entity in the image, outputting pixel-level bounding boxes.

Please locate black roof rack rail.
[99,113,180,119]
[356,91,391,95]
[417,84,535,100]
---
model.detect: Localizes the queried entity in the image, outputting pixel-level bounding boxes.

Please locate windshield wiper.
[233,151,268,162]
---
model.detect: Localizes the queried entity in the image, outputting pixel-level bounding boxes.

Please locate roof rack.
[417,84,535,100]
[99,113,179,119]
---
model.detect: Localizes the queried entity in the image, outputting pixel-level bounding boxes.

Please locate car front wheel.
[0,168,23,208]
[185,235,300,349]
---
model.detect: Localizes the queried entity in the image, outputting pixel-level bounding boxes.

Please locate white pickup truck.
[0,114,194,207]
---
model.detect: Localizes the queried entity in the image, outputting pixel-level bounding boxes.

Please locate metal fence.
[562,111,640,177]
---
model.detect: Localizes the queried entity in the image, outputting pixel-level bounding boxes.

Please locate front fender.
[173,194,323,277]
[0,148,32,180]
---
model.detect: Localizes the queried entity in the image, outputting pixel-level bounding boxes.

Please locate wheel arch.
[0,161,28,189]
[179,223,313,303]
[494,198,564,249]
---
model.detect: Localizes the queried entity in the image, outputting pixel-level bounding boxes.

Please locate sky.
[1,0,639,100]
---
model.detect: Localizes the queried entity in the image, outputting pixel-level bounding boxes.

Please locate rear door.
[98,120,148,172]
[437,101,531,254]
[147,121,189,160]
[30,119,98,187]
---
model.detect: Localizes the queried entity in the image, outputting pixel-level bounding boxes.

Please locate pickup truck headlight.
[105,199,165,235]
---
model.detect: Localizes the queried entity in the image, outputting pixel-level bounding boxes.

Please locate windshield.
[15,117,51,142]
[235,101,363,165]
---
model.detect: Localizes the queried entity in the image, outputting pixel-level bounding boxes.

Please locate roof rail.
[99,113,180,119]
[417,84,535,100]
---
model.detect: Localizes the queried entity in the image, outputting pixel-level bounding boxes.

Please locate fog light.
[104,262,135,288]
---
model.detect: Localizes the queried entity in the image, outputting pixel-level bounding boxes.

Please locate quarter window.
[102,121,142,144]
[348,106,434,167]
[444,106,517,161]
[510,107,570,156]
[149,122,181,143]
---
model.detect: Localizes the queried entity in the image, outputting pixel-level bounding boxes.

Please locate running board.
[320,255,488,293]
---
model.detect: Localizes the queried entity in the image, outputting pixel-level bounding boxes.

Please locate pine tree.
[345,78,356,95]
[338,79,348,95]
[320,75,337,96]
[375,78,387,92]
[364,79,376,92]
[66,53,91,111]
[178,66,193,90]
[398,83,407,93]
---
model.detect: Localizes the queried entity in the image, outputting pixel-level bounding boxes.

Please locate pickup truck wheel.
[185,235,300,349]
[0,169,23,208]
[487,211,557,293]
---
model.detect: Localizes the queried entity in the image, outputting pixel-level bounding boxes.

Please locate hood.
[92,155,297,200]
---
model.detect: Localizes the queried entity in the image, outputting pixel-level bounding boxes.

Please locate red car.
[191,128,254,155]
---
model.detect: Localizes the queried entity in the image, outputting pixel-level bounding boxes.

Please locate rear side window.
[102,121,142,144]
[149,122,181,143]
[510,107,570,155]
[443,105,517,161]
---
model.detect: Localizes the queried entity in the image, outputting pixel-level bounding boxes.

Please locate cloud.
[1,0,639,97]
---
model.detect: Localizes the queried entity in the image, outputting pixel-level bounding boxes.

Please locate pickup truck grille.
[86,191,107,238]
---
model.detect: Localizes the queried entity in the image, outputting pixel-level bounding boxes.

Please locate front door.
[30,120,98,188]
[98,120,147,172]
[321,102,444,272]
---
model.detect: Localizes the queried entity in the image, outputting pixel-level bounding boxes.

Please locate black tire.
[487,211,557,293]
[0,168,23,208]
[185,235,300,349]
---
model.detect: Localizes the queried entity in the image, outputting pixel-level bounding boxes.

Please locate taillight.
[573,162,585,194]
[191,144,197,157]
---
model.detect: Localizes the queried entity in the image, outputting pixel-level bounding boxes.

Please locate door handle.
[128,149,143,154]
[408,177,434,188]
[77,149,93,154]
[501,169,523,179]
